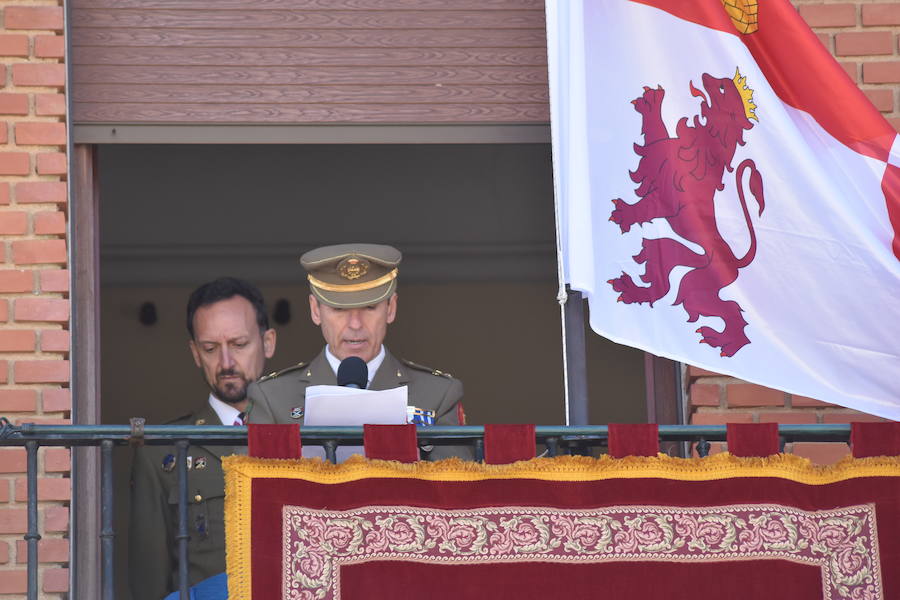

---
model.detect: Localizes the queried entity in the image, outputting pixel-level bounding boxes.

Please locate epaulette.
[401,358,453,379]
[258,361,309,383]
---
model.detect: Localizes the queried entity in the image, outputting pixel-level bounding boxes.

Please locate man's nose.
[220,347,236,369]
[347,309,364,329]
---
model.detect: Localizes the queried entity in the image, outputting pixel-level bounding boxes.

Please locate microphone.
[337,356,368,389]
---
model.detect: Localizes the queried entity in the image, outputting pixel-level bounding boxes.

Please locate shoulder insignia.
[400,358,453,379]
[259,361,309,383]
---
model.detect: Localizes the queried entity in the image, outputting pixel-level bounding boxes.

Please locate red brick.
[0,360,7,382]
[15,181,67,204]
[823,411,888,423]
[14,359,69,383]
[757,411,817,425]
[0,211,28,234]
[0,389,37,412]
[791,394,835,407]
[0,569,26,594]
[0,541,8,564]
[0,65,6,87]
[40,329,68,352]
[0,152,31,176]
[0,34,29,57]
[43,567,69,592]
[691,411,754,425]
[11,63,65,87]
[0,329,36,352]
[862,4,900,26]
[863,61,900,84]
[4,7,64,31]
[726,384,785,407]
[35,152,66,176]
[815,32,830,50]
[34,35,65,59]
[14,122,66,146]
[43,448,70,472]
[0,448,26,473]
[0,302,7,323]
[35,93,65,116]
[40,269,68,292]
[0,183,9,205]
[15,477,71,501]
[33,210,66,234]
[0,93,29,115]
[688,365,721,378]
[689,383,720,407]
[14,297,69,322]
[0,508,27,534]
[42,388,70,412]
[838,61,858,82]
[889,117,900,132]
[798,4,857,27]
[790,442,850,465]
[44,506,68,532]
[0,481,8,502]
[11,239,67,264]
[835,31,893,56]
[16,538,69,563]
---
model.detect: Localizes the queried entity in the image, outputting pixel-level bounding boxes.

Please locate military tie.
[233,412,246,426]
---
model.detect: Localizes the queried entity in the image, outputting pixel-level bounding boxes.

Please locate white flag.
[548,0,900,419]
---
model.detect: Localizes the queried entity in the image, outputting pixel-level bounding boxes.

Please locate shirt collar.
[324,345,386,387]
[208,394,243,425]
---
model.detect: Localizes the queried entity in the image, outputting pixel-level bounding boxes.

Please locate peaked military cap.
[301,243,401,308]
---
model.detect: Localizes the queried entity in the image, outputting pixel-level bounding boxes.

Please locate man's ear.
[309,294,322,326]
[386,293,398,325]
[262,328,277,359]
[188,339,202,368]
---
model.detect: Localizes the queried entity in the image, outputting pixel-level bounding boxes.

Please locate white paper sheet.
[302,385,408,461]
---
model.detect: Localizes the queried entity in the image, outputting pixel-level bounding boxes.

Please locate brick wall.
[0,1,69,597]
[686,2,900,465]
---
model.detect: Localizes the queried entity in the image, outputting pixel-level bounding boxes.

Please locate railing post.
[100,439,115,600]
[175,440,190,600]
[25,440,40,600]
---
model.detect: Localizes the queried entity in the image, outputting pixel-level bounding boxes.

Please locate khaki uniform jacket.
[246,349,471,460]
[128,403,237,600]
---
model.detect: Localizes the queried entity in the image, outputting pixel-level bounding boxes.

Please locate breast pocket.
[166,478,226,562]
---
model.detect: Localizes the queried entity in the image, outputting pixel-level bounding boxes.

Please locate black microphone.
[337,356,368,389]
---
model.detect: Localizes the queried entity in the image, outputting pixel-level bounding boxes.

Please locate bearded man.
[129,278,276,600]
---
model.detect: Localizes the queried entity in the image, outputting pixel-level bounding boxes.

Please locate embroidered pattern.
[282,503,881,600]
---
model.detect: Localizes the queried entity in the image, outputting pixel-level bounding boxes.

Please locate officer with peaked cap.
[246,243,470,460]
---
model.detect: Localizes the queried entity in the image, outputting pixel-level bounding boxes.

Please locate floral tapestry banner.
[223,454,900,600]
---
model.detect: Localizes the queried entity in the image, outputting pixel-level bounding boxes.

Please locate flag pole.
[547,0,589,426]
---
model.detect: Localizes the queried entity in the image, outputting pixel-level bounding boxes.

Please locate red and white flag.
[547,0,900,419]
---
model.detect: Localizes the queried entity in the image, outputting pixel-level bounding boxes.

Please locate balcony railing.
[0,420,852,600]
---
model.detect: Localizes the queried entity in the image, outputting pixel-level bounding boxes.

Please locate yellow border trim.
[307,268,397,293]
[224,453,900,599]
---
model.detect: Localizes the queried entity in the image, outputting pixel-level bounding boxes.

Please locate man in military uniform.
[129,278,276,600]
[246,244,469,460]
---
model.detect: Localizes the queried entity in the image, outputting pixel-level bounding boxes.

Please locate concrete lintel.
[72,123,551,145]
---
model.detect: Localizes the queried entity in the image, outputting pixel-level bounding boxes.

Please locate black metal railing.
[0,419,852,600]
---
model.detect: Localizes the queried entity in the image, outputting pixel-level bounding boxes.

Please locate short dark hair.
[186,277,270,339]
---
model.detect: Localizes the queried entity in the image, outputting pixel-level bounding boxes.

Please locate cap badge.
[290,407,304,419]
[337,256,369,280]
[194,457,207,470]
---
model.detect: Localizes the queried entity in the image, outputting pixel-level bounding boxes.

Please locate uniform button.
[194,494,203,503]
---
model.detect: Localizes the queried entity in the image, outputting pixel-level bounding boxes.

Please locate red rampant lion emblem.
[608,69,765,357]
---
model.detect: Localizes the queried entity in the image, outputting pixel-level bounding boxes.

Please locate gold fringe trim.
[223,453,900,599]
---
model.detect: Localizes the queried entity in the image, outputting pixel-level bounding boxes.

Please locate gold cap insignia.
[337,256,369,280]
